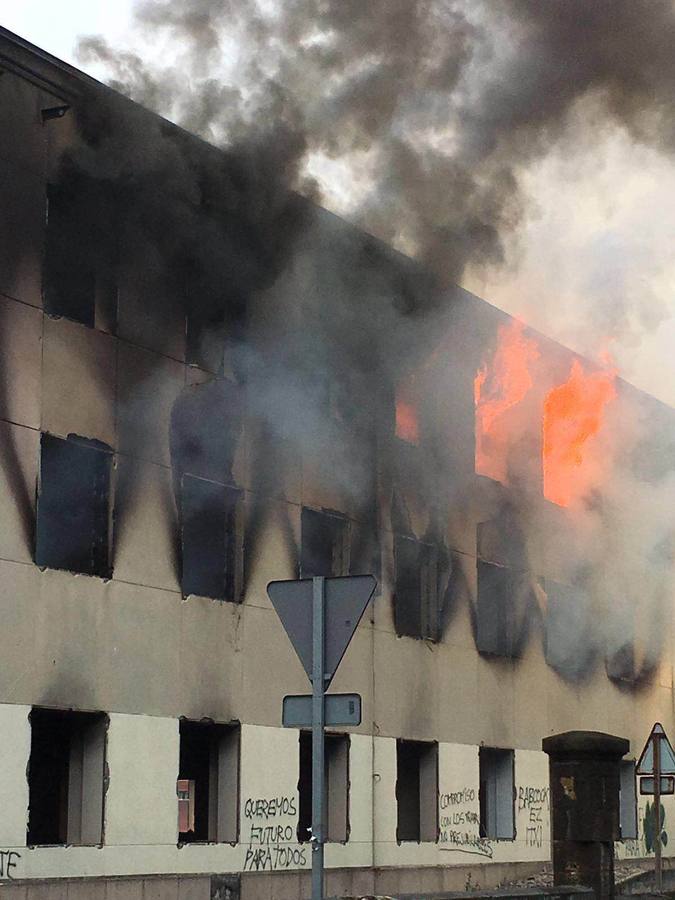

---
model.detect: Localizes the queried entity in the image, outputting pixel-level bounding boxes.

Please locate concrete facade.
[0,26,674,898]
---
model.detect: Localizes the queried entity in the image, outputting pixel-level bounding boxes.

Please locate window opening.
[35,433,113,577]
[396,739,438,843]
[177,720,239,844]
[27,708,107,846]
[297,731,350,843]
[619,760,637,840]
[479,747,515,840]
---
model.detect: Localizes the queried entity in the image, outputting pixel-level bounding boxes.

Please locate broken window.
[297,731,350,844]
[300,508,350,578]
[393,535,440,641]
[43,179,118,329]
[177,720,240,844]
[35,433,113,578]
[619,760,637,840]
[479,747,515,840]
[396,739,438,843]
[27,708,107,846]
[181,474,241,601]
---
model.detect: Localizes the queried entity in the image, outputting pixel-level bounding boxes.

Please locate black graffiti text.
[0,851,21,880]
[244,846,307,871]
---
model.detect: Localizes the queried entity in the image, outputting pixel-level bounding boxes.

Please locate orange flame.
[395,384,420,444]
[474,319,540,484]
[543,357,617,507]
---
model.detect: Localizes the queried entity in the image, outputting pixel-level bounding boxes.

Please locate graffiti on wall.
[243,795,307,872]
[518,785,550,849]
[438,787,493,859]
[0,851,21,880]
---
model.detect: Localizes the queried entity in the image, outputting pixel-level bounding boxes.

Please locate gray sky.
[2,1,674,407]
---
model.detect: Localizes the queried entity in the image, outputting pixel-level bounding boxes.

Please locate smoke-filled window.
[27,708,107,846]
[178,720,240,844]
[43,179,118,330]
[181,475,241,601]
[393,535,440,641]
[35,433,113,578]
[475,561,532,658]
[171,379,244,602]
[300,508,350,578]
[544,579,595,681]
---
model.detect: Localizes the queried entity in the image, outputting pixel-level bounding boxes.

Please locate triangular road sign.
[267,575,377,688]
[637,723,675,775]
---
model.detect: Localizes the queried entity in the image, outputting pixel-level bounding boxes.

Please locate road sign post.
[311,577,326,900]
[636,723,675,891]
[654,731,662,890]
[267,574,377,900]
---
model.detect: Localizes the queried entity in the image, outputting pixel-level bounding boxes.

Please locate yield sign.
[267,575,377,688]
[636,723,675,775]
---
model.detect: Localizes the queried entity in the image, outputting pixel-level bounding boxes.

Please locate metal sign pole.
[311,576,326,900]
[654,732,662,891]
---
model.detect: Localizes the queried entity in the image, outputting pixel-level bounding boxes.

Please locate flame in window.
[543,356,617,507]
[474,319,540,484]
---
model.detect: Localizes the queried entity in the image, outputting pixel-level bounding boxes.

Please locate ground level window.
[396,739,438,843]
[479,747,515,840]
[620,760,637,839]
[177,720,240,843]
[298,731,350,843]
[27,708,107,846]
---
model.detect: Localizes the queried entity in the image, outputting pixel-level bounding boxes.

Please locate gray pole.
[654,733,662,891]
[311,576,326,900]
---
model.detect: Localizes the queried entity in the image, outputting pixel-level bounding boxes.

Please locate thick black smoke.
[77,0,675,288]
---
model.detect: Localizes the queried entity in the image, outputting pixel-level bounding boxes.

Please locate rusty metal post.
[543,731,630,900]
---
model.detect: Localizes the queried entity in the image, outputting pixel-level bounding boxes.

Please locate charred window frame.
[619,760,637,840]
[479,747,515,840]
[43,180,118,330]
[177,720,240,844]
[393,535,440,641]
[395,739,438,843]
[181,475,242,602]
[297,731,350,844]
[27,707,107,847]
[35,433,113,578]
[300,508,350,578]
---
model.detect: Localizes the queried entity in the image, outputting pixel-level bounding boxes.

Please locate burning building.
[0,24,674,900]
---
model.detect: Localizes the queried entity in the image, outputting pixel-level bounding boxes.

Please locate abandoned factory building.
[0,25,674,900]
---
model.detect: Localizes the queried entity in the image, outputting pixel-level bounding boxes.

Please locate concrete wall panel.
[117,344,184,467]
[0,421,39,564]
[0,296,42,428]
[98,582,181,717]
[0,163,45,310]
[105,713,179,847]
[41,316,116,446]
[0,703,30,846]
[113,457,180,594]
[0,72,46,176]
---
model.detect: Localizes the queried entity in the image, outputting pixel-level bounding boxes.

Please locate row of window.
[23,708,640,847]
[33,436,618,667]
